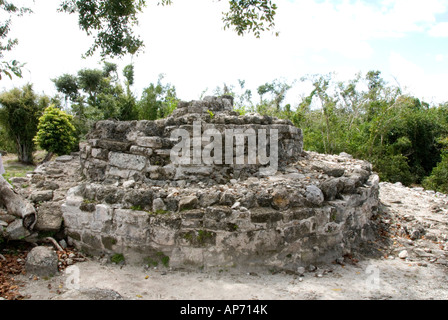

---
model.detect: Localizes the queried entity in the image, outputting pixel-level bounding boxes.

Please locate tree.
[0,84,47,163]
[0,1,31,80]
[53,62,140,129]
[58,0,278,58]
[1,1,278,80]
[52,73,80,106]
[34,105,77,161]
[138,74,177,120]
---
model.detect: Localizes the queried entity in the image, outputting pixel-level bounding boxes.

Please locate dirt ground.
[7,181,448,300]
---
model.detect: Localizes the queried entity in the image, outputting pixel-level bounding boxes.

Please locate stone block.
[35,202,63,232]
[25,246,58,277]
[109,152,147,171]
[136,136,162,148]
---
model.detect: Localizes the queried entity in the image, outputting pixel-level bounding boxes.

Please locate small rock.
[398,250,409,259]
[231,202,240,209]
[25,246,59,277]
[59,239,67,249]
[307,264,317,272]
[5,219,31,240]
[410,230,421,240]
[297,267,306,276]
[305,185,324,206]
[55,155,74,163]
[339,152,353,159]
[30,190,54,203]
[152,198,167,212]
[178,196,198,211]
[122,180,136,189]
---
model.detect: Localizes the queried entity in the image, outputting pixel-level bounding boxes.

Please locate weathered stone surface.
[55,155,74,163]
[25,246,59,277]
[305,185,324,206]
[152,198,166,212]
[35,202,63,232]
[5,219,30,240]
[178,196,198,211]
[109,152,146,171]
[30,190,54,203]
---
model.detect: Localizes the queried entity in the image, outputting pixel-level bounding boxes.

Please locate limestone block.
[35,202,63,232]
[136,136,162,148]
[109,152,147,171]
[25,246,58,277]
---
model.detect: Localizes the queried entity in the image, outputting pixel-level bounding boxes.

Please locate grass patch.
[147,209,169,215]
[111,253,125,264]
[144,252,170,268]
[2,163,35,180]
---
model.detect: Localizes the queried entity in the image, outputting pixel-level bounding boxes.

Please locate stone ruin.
[59,96,380,271]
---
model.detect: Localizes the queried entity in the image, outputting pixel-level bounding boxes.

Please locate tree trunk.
[0,175,37,230]
[40,152,54,164]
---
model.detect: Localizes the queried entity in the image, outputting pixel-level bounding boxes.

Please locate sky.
[2,0,448,107]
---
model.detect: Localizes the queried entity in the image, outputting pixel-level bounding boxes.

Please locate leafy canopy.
[59,0,278,58]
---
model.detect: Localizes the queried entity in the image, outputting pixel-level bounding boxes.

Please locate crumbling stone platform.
[62,96,380,272]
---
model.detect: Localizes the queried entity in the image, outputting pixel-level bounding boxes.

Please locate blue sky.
[2,0,448,106]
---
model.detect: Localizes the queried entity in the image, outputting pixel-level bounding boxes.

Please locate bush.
[0,126,15,153]
[423,153,448,194]
[0,84,46,163]
[34,105,77,156]
[373,154,415,186]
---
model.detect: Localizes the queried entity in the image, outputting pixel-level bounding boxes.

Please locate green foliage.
[286,71,448,186]
[53,62,141,136]
[59,0,146,58]
[34,105,77,156]
[144,252,169,268]
[52,74,80,103]
[137,74,178,120]
[111,253,125,264]
[0,2,31,80]
[0,84,47,163]
[223,0,278,37]
[58,0,278,58]
[423,153,448,193]
[0,124,15,152]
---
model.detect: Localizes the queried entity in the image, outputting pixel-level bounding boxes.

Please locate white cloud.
[436,54,445,61]
[428,22,448,37]
[389,51,448,104]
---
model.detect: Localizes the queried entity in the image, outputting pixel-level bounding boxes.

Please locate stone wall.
[80,96,303,185]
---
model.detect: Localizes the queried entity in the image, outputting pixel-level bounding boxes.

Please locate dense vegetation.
[1,68,447,193]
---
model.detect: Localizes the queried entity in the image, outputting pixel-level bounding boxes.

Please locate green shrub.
[34,105,77,156]
[111,253,125,264]
[423,153,448,194]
